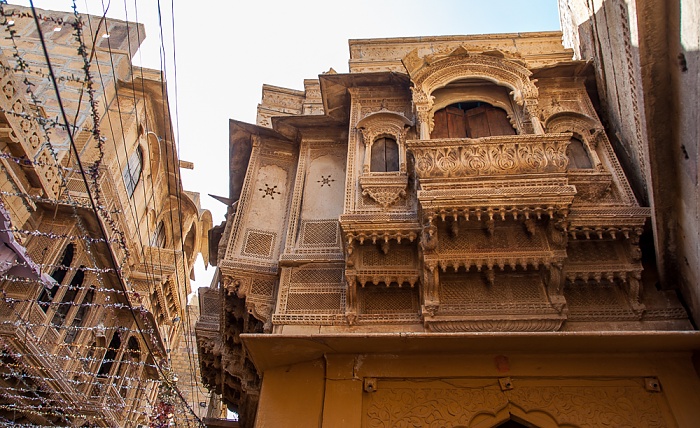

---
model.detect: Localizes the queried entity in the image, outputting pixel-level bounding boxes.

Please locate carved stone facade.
[0,5,211,426]
[559,0,700,338]
[199,31,700,427]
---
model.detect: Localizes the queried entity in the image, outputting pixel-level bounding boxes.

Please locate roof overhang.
[318,71,411,123]
[241,331,700,371]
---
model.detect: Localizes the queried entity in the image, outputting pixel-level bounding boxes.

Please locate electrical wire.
[26,1,203,424]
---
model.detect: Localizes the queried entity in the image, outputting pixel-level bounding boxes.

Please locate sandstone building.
[198,25,700,428]
[0,5,210,426]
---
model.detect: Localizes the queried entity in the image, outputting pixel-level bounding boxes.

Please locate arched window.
[370,137,399,172]
[431,102,516,138]
[151,220,167,248]
[39,243,75,312]
[65,285,95,344]
[122,147,143,197]
[118,337,141,398]
[566,136,593,169]
[52,267,84,326]
[98,332,122,377]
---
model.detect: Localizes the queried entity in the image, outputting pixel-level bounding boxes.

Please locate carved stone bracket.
[429,252,567,274]
[345,273,358,324]
[342,227,420,247]
[544,263,567,314]
[567,170,613,201]
[359,174,409,208]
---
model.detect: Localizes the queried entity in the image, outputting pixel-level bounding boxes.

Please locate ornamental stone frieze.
[407,133,571,178]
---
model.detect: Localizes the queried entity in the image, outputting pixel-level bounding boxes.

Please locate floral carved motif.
[365,386,508,428]
[359,174,409,208]
[408,134,570,178]
[509,386,670,427]
[365,383,672,428]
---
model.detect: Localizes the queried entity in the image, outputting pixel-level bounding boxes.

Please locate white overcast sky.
[12,0,561,290]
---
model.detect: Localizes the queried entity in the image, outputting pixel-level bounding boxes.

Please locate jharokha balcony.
[406,133,577,221]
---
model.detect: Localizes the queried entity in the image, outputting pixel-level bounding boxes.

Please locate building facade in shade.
[559,0,700,334]
[0,5,211,426]
[197,31,700,427]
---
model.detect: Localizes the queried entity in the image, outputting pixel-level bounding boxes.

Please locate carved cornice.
[347,268,421,287]
[567,207,649,239]
[424,317,565,332]
[426,250,567,272]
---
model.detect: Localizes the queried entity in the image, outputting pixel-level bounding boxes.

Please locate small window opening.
[122,148,143,198]
[65,285,95,344]
[98,332,122,377]
[52,267,84,326]
[151,221,167,248]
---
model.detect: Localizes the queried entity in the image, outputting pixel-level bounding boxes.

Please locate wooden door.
[465,105,516,138]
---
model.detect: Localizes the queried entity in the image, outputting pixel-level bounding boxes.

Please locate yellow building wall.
[254,352,700,427]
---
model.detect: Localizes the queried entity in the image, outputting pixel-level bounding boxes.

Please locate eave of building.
[530,59,593,78]
[270,113,347,141]
[120,67,170,141]
[241,331,700,372]
[318,71,412,123]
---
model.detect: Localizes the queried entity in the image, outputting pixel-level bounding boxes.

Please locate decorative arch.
[403,49,542,138]
[545,111,605,170]
[414,55,537,102]
[431,90,514,119]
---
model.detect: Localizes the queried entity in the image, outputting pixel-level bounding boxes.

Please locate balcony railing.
[407,133,571,180]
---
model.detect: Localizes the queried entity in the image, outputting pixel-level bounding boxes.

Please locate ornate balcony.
[406,133,577,218]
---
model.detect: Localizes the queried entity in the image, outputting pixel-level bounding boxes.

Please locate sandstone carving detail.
[408,134,570,178]
[365,383,672,428]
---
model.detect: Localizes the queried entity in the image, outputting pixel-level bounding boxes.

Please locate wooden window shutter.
[370,137,399,172]
[431,107,467,139]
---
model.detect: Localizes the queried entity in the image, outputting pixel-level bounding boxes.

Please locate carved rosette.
[359,174,409,208]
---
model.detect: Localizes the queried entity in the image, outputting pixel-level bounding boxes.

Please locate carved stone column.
[360,132,372,174]
[420,215,440,318]
[523,99,544,134]
[411,87,434,140]
[345,274,358,325]
[416,107,432,140]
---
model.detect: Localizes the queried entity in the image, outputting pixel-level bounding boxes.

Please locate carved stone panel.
[408,134,571,179]
[273,264,346,326]
[363,378,675,428]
